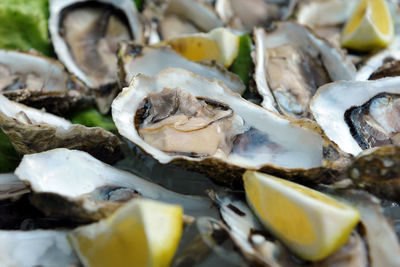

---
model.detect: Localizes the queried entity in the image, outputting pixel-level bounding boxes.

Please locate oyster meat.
[112,68,344,186]
[254,22,356,118]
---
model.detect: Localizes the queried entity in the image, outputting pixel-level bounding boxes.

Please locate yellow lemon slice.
[158,28,240,67]
[341,0,394,51]
[68,199,183,267]
[243,171,360,261]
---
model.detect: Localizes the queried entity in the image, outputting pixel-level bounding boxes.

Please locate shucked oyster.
[253,22,356,119]
[118,42,245,94]
[49,0,143,113]
[0,50,88,115]
[0,94,121,164]
[310,77,400,156]
[112,68,346,186]
[15,148,217,221]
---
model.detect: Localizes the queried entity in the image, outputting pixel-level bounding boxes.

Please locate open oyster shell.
[310,77,400,156]
[118,42,245,94]
[356,39,400,81]
[143,0,222,42]
[347,146,400,202]
[212,189,400,267]
[253,22,356,119]
[0,230,80,266]
[112,68,346,187]
[215,0,296,31]
[0,94,122,164]
[0,173,29,200]
[15,148,217,221]
[49,0,144,113]
[0,50,89,115]
[295,0,359,47]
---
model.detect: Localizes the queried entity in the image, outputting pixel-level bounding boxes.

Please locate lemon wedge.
[243,171,360,261]
[68,199,183,267]
[158,28,240,67]
[341,0,394,51]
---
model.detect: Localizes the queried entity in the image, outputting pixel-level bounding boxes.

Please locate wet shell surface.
[112,68,342,186]
[15,148,217,221]
[253,22,356,119]
[0,94,122,164]
[117,42,245,94]
[49,0,144,112]
[310,77,400,156]
[0,50,87,115]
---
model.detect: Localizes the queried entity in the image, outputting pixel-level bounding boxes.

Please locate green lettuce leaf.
[0,0,52,56]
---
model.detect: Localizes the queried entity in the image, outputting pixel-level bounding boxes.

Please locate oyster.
[15,148,217,221]
[333,190,400,267]
[143,0,223,42]
[356,39,400,81]
[118,42,245,94]
[0,94,122,164]
[310,77,400,155]
[209,191,369,267]
[253,22,356,119]
[0,230,80,266]
[171,216,246,266]
[0,173,29,200]
[296,0,359,47]
[0,50,88,115]
[347,146,400,202]
[49,0,143,113]
[215,0,296,31]
[112,68,345,186]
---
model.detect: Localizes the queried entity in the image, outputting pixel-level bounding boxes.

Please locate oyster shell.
[112,68,345,186]
[0,173,29,200]
[253,22,356,119]
[296,0,359,47]
[0,230,80,266]
[356,38,400,81]
[0,94,122,164]
[118,42,245,94]
[215,0,296,31]
[49,0,143,113]
[15,148,217,221]
[0,50,88,115]
[209,191,369,267]
[171,216,246,266]
[310,77,400,155]
[333,190,400,267]
[143,0,223,42]
[347,146,400,202]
